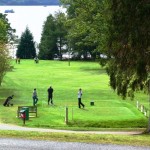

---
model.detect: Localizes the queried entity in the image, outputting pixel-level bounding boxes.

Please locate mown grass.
[0,60,148,129]
[0,130,150,147]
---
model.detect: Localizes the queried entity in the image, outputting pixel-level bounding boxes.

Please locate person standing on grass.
[47,86,54,105]
[32,88,38,106]
[78,88,85,108]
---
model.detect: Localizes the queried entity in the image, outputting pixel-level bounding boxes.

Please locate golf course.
[0,60,148,130]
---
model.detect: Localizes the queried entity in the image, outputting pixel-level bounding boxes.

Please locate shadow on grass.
[0,89,14,98]
[68,119,148,128]
[80,67,106,75]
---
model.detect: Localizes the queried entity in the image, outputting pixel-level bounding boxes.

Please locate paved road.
[0,123,149,150]
[0,138,150,150]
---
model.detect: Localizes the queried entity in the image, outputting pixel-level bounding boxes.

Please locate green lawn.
[0,60,148,129]
[0,130,150,147]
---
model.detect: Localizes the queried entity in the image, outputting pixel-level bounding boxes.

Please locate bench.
[17,106,37,118]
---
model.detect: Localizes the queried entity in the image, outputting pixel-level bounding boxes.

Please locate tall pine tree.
[16,27,36,59]
[39,15,58,60]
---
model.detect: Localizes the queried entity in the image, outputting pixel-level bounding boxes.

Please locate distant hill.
[0,0,60,5]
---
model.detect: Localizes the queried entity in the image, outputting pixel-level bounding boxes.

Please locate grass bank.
[0,130,150,147]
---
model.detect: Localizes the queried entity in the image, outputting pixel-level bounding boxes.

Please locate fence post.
[137,101,139,109]
[141,105,143,113]
[65,106,68,125]
[144,108,147,117]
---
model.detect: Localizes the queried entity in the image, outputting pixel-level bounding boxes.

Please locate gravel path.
[0,123,144,135]
[0,123,149,150]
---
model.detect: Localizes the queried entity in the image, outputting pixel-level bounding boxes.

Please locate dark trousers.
[33,96,38,106]
[48,95,53,105]
[78,98,84,108]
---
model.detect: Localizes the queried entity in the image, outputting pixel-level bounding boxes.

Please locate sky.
[0,6,66,43]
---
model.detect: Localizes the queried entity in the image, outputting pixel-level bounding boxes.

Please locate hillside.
[0,0,60,5]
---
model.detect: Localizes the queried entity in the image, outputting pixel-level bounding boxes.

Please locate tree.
[61,0,150,99]
[0,20,9,86]
[61,0,109,60]
[39,14,58,60]
[106,0,150,99]
[54,11,67,60]
[16,27,36,59]
[0,13,15,86]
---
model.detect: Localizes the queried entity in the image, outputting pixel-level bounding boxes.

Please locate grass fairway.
[0,60,148,129]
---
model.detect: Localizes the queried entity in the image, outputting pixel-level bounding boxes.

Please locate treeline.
[0,0,59,5]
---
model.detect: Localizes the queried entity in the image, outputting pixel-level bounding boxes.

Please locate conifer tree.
[106,0,150,99]
[16,27,36,59]
[39,15,59,60]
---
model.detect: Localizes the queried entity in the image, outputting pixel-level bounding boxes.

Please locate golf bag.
[3,95,14,106]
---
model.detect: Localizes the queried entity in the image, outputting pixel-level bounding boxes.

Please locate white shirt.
[78,90,82,98]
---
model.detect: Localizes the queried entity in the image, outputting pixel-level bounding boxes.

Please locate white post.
[137,101,139,109]
[141,105,143,112]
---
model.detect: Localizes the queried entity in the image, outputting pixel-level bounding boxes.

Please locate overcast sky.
[0,6,66,43]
